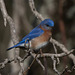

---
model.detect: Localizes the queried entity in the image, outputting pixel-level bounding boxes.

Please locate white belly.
[30,41,48,50]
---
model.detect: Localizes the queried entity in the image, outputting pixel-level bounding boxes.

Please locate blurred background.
[0,0,75,75]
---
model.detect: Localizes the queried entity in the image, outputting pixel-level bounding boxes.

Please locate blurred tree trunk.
[59,0,67,46]
[8,41,21,75]
[59,0,69,75]
[13,0,32,34]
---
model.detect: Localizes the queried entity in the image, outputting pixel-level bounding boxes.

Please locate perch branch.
[0,49,74,70]
[50,38,75,64]
[32,49,74,58]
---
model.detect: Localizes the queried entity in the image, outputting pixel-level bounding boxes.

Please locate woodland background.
[0,0,75,75]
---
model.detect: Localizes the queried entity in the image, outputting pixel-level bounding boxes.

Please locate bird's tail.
[7,46,16,50]
[7,43,21,51]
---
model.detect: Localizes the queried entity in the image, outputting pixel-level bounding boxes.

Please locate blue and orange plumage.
[7,19,54,51]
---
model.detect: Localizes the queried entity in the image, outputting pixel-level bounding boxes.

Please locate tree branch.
[0,0,19,57]
[50,38,75,64]
[31,49,74,58]
[0,58,14,69]
[0,0,20,74]
[29,0,44,21]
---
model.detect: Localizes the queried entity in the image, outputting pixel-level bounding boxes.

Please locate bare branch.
[52,42,60,64]
[21,53,30,62]
[51,56,60,75]
[0,0,7,27]
[60,65,75,75]
[0,0,18,44]
[36,49,74,58]
[29,0,44,21]
[30,52,45,70]
[0,0,19,57]
[50,38,75,64]
[0,59,8,69]
[0,58,14,69]
[0,1,20,74]
[40,49,48,75]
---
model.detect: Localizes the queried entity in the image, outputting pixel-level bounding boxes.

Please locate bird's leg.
[20,38,31,62]
[24,38,29,48]
[28,40,30,49]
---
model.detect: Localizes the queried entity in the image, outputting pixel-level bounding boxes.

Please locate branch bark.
[50,38,75,64]
[0,0,20,75]
[29,0,44,21]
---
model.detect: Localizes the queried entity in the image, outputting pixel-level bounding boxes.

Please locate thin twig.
[29,0,44,21]
[23,53,38,75]
[0,0,18,45]
[61,65,75,74]
[0,0,19,59]
[0,0,20,64]
[52,41,60,64]
[50,38,75,64]
[0,0,7,27]
[51,56,60,75]
[40,49,48,75]
[30,52,45,70]
[21,53,30,62]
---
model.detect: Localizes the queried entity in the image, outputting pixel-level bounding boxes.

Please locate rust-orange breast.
[30,27,52,50]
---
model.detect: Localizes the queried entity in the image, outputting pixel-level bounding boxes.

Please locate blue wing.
[7,27,44,50]
[22,27,44,40]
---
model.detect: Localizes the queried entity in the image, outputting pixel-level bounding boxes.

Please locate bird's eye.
[46,24,49,27]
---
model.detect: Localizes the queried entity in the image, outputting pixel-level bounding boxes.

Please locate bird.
[7,19,54,52]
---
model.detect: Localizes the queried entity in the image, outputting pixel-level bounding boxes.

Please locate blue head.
[40,19,54,30]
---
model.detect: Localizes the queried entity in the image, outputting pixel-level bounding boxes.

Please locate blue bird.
[7,19,54,52]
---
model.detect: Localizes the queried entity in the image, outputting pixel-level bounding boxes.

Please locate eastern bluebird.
[7,19,54,52]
